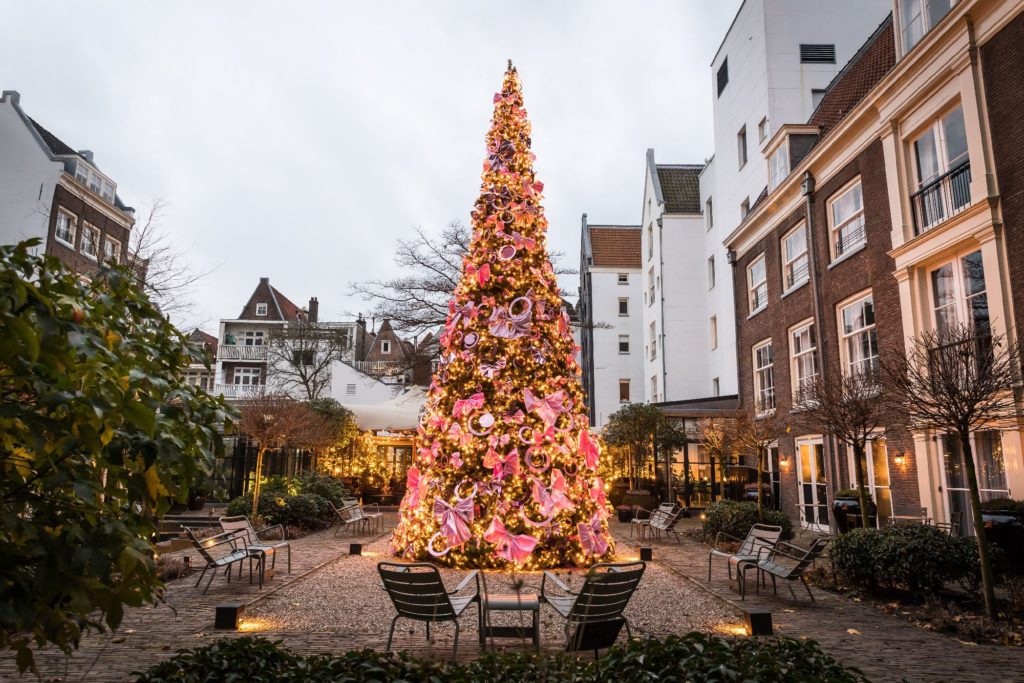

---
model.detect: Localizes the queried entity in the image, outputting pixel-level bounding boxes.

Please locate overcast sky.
[1,1,740,332]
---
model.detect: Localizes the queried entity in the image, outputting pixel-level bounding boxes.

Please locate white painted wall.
[0,93,61,248]
[587,267,643,427]
[329,360,400,406]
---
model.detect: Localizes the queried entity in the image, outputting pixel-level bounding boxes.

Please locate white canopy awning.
[347,387,426,431]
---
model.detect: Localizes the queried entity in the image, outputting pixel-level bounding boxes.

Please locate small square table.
[479,593,540,650]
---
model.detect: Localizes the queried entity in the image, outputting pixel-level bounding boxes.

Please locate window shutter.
[800,44,836,64]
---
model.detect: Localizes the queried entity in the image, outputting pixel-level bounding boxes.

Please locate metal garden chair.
[343,497,383,533]
[330,501,369,536]
[377,562,479,657]
[184,526,262,594]
[745,537,830,601]
[219,515,291,574]
[707,523,782,584]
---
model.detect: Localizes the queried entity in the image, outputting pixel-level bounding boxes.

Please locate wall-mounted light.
[894,452,907,466]
[780,455,791,468]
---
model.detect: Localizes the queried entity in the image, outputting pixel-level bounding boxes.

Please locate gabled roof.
[808,15,896,139]
[237,277,305,321]
[188,328,218,357]
[655,166,703,214]
[28,117,79,157]
[271,286,302,320]
[587,225,642,268]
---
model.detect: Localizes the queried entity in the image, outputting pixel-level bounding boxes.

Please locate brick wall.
[45,184,132,276]
[732,139,918,524]
[981,9,1024,346]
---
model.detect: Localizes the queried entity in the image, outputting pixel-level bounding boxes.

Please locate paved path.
[5,514,1023,682]
[613,519,1024,683]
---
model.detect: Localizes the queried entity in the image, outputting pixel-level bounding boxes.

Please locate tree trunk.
[960,431,998,620]
[683,442,692,508]
[251,446,267,519]
[852,441,871,529]
[756,446,765,523]
[709,453,717,503]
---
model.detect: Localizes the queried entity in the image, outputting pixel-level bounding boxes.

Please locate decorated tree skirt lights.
[391,63,612,569]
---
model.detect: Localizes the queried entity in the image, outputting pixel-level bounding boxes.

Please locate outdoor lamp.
[215,603,244,630]
[894,452,907,466]
[744,607,773,636]
[349,543,363,556]
[639,547,653,562]
[780,455,791,468]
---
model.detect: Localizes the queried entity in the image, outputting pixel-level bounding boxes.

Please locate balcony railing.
[215,383,265,399]
[352,360,409,379]
[219,345,268,361]
[911,161,971,236]
[786,260,809,290]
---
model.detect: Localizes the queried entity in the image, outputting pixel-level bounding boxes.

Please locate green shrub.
[950,535,1006,594]
[830,527,881,589]
[835,488,873,500]
[224,492,334,532]
[979,497,1024,514]
[702,500,794,542]
[135,634,870,683]
[295,472,349,507]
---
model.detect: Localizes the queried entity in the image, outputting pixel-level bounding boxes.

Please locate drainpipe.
[802,171,839,533]
[657,216,668,401]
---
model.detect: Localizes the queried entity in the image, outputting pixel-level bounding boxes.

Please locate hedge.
[134,633,869,682]
[702,500,794,542]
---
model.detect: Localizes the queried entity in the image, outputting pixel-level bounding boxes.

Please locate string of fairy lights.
[390,63,613,569]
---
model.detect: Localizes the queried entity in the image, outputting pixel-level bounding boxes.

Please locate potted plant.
[616,505,636,523]
[980,498,1024,575]
[832,488,876,533]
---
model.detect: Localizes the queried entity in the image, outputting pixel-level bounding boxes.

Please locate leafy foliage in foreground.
[0,241,233,672]
[134,633,869,682]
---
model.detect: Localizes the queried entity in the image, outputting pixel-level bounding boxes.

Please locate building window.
[103,236,121,263]
[381,339,392,354]
[619,379,630,403]
[647,268,655,306]
[843,435,894,527]
[758,117,769,142]
[74,161,117,204]
[617,272,629,285]
[811,89,827,109]
[80,224,99,259]
[650,375,658,402]
[712,377,720,397]
[649,322,657,360]
[790,320,819,402]
[840,293,878,377]
[242,330,265,346]
[829,179,866,259]
[911,106,970,234]
[900,0,956,53]
[931,250,988,336]
[710,315,718,350]
[647,224,653,260]
[618,297,629,316]
[618,335,630,354]
[769,144,790,191]
[740,197,750,218]
[255,303,268,316]
[753,340,775,415]
[233,367,261,385]
[293,349,315,366]
[717,58,729,96]
[800,43,836,63]
[748,254,767,314]
[55,209,76,247]
[737,126,748,168]
[705,197,714,230]
[782,223,809,290]
[346,383,357,396]
[707,255,716,289]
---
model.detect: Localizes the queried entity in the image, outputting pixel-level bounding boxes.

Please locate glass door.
[847,437,894,527]
[767,444,781,511]
[797,437,829,531]
[941,432,1009,536]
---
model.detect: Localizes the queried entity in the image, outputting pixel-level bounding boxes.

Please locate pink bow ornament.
[578,429,600,470]
[531,468,575,517]
[578,513,609,556]
[488,305,532,339]
[484,448,520,481]
[453,392,486,418]
[433,491,475,548]
[524,388,569,430]
[484,517,538,565]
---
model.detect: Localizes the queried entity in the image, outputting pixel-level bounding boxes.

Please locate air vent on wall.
[800,44,836,64]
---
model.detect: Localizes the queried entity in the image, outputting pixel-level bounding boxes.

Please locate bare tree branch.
[266,321,353,400]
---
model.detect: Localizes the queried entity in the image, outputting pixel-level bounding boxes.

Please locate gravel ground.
[244,536,742,643]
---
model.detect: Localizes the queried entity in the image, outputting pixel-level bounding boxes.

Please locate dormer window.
[255,303,268,316]
[381,340,392,354]
[769,145,790,191]
[73,161,116,204]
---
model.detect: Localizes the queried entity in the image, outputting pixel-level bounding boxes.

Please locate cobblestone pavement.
[4,513,1023,682]
[613,518,1024,683]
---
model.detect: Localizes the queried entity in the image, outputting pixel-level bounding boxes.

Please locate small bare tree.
[124,199,211,327]
[236,393,317,518]
[696,416,736,505]
[793,371,888,529]
[884,323,1021,619]
[732,409,781,522]
[267,321,352,400]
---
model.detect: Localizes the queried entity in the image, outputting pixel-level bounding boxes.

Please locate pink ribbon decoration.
[480,359,506,379]
[478,262,491,285]
[578,512,609,556]
[403,467,431,510]
[524,388,569,430]
[483,448,520,481]
[433,491,475,549]
[509,231,536,250]
[484,517,538,564]
[488,305,532,339]
[579,428,600,470]
[417,439,441,464]
[449,300,478,329]
[531,468,575,517]
[452,392,486,418]
[589,477,608,511]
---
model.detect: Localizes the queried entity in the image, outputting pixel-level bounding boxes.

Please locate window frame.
[789,318,819,403]
[618,379,630,403]
[768,143,790,191]
[838,291,879,378]
[80,223,100,260]
[617,272,629,285]
[747,253,768,315]
[232,366,261,386]
[54,208,77,248]
[710,315,718,350]
[753,339,775,416]
[929,249,988,336]
[781,222,809,291]
[758,117,769,142]
[647,268,655,307]
[618,335,630,355]
[381,339,392,354]
[717,58,729,97]
[255,303,268,316]
[737,125,748,168]
[828,178,866,261]
[649,322,657,360]
[103,235,121,263]
[705,197,714,230]
[707,255,716,290]
[740,197,750,218]
[618,297,629,317]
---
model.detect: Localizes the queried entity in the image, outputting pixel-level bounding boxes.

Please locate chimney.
[78,150,94,163]
[2,90,20,106]
[259,277,269,285]
[308,297,319,323]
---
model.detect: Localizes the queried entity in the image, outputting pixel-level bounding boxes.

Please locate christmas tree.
[391,62,613,569]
